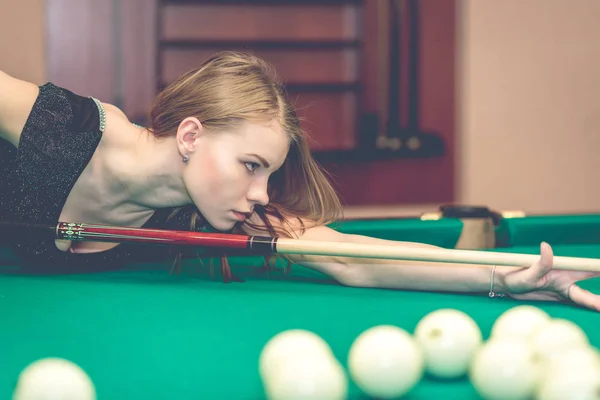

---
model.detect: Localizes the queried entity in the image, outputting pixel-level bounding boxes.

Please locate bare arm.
[289,226,501,293]
[0,70,39,147]
[286,225,600,311]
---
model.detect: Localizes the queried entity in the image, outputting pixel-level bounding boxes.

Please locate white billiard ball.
[348,325,423,399]
[490,305,551,340]
[542,345,600,379]
[264,353,347,400]
[259,329,334,380]
[414,308,483,379]
[469,337,540,400]
[529,318,589,362]
[536,356,600,400]
[13,358,96,400]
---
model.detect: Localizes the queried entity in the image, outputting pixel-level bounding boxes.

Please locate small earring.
[182,155,189,163]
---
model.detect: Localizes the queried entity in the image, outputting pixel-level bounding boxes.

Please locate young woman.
[1,51,598,311]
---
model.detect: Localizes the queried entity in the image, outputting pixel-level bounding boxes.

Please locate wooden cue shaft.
[275,238,600,272]
[1,220,599,272]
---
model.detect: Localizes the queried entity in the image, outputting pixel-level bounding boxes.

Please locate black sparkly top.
[0,83,201,272]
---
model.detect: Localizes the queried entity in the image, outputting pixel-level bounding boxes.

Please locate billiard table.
[0,211,598,399]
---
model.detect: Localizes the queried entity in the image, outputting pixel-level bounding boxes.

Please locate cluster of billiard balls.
[259,305,600,400]
[8,305,599,399]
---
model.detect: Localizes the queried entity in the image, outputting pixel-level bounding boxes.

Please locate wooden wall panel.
[323,0,457,205]
[161,4,358,40]
[162,48,357,84]
[158,2,362,154]
[47,0,157,123]
[46,0,115,101]
[120,0,158,123]
[290,92,357,151]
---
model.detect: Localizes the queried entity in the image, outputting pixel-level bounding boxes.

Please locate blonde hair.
[147,51,343,280]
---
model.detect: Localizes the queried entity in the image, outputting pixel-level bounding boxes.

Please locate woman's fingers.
[500,242,600,312]
[504,242,553,292]
[528,242,554,281]
[568,284,600,312]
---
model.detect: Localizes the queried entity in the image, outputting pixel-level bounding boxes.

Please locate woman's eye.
[245,162,259,172]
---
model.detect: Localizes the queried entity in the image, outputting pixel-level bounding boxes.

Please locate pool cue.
[1,220,600,272]
[382,0,423,149]
[376,0,390,147]
[406,0,420,136]
[385,0,402,143]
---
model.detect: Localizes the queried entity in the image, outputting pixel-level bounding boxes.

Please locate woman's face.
[180,119,290,231]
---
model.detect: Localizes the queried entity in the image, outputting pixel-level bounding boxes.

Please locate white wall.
[0,0,46,84]
[457,0,600,214]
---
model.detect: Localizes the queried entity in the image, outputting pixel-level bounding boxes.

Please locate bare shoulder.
[97,100,141,147]
[0,70,40,147]
[101,101,129,121]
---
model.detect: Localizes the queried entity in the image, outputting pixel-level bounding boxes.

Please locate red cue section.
[57,222,252,248]
[0,221,277,253]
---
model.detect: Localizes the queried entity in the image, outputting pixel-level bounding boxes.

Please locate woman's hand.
[500,242,600,311]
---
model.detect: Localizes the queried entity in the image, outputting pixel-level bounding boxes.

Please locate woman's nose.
[247,179,269,206]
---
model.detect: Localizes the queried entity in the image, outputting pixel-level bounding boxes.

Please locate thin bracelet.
[489,265,506,298]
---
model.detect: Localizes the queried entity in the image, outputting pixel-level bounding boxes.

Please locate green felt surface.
[0,214,599,399]
[332,218,463,248]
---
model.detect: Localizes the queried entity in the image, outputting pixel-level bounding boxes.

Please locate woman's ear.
[176,117,204,156]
